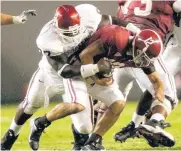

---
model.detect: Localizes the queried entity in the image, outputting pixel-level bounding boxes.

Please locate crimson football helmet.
[132,29,163,67]
[54,5,81,36]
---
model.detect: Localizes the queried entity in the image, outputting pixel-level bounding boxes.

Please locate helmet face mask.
[132,29,163,67]
[54,20,81,37]
[133,48,154,67]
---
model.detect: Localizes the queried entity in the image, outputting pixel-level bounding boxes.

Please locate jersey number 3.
[122,0,152,16]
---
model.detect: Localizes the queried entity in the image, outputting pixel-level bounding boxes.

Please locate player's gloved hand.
[97,58,112,76]
[13,10,37,24]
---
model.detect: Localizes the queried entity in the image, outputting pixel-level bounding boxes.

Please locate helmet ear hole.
[54,5,81,37]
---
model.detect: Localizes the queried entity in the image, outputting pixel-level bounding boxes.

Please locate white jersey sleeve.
[36,20,64,56]
[75,4,102,34]
[173,0,181,13]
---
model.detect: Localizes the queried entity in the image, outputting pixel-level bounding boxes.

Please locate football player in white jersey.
[1,4,140,150]
[1,10,37,25]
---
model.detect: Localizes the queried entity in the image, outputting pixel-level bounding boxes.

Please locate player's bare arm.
[79,39,112,75]
[80,39,113,86]
[80,39,104,64]
[1,13,14,25]
[99,15,141,34]
[1,10,36,25]
[146,71,164,103]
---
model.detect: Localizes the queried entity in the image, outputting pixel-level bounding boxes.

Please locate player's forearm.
[1,10,36,25]
[59,64,100,79]
[59,60,112,79]
[48,54,100,79]
[148,72,164,90]
[1,13,14,25]
[80,39,104,65]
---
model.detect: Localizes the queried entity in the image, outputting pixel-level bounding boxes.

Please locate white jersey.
[37,20,91,70]
[37,4,102,72]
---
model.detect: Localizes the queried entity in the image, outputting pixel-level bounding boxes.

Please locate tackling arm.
[47,44,111,79]
[80,39,112,77]
[48,54,82,79]
[99,15,141,34]
[79,39,113,86]
[80,39,104,64]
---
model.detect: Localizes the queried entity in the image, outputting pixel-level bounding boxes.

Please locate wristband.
[12,16,22,24]
[126,23,141,34]
[81,64,99,78]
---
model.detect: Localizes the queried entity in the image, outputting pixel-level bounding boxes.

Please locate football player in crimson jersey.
[79,25,165,150]
[114,0,181,147]
[1,10,37,25]
[1,4,141,150]
[117,0,176,40]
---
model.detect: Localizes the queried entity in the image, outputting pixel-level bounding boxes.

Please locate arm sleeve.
[61,65,81,78]
[49,54,81,79]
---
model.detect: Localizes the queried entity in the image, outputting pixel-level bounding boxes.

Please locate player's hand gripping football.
[97,58,113,76]
[89,58,113,86]
[13,10,37,24]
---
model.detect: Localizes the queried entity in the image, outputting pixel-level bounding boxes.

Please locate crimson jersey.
[117,0,175,40]
[88,25,134,67]
[88,25,156,74]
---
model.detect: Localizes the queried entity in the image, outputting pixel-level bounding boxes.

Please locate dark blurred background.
[1,1,181,104]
